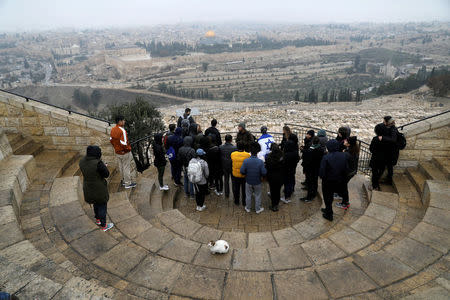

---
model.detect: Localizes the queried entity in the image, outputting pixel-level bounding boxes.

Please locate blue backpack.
[166,146,176,161]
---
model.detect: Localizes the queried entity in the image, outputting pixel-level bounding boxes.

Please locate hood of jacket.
[175,127,182,136]
[86,145,102,159]
[189,123,198,135]
[326,139,340,153]
[317,129,326,137]
[183,136,193,147]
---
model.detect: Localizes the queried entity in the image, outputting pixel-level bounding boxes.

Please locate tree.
[24,59,30,69]
[202,62,209,72]
[355,89,361,104]
[91,90,102,108]
[157,82,167,93]
[294,90,300,101]
[321,90,328,102]
[101,97,165,172]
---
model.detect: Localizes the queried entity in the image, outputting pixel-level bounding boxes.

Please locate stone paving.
[1,130,450,299]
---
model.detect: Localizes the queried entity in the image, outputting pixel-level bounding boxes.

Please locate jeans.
[322,180,344,217]
[284,174,295,198]
[213,175,223,192]
[223,170,232,197]
[268,179,282,208]
[157,165,165,187]
[170,160,182,184]
[194,183,208,207]
[183,168,194,196]
[93,203,107,227]
[371,164,385,188]
[306,170,319,199]
[232,176,246,205]
[245,183,262,211]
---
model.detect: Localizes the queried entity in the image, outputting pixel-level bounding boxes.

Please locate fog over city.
[0,0,449,31]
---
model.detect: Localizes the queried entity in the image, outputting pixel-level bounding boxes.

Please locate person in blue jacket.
[240,142,267,214]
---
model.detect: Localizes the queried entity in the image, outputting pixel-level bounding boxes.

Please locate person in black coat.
[177,108,195,128]
[167,127,184,185]
[206,135,223,194]
[300,137,324,202]
[178,136,196,197]
[380,116,399,185]
[219,134,237,198]
[336,136,360,209]
[152,133,169,190]
[319,139,350,221]
[282,139,300,203]
[79,145,112,231]
[265,143,284,211]
[205,119,222,146]
[369,124,389,191]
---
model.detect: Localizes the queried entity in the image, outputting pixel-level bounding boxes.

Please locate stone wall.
[0,90,115,160]
[398,112,450,167]
[0,128,12,162]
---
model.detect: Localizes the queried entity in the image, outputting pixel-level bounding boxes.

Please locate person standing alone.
[79,146,113,231]
[110,115,136,189]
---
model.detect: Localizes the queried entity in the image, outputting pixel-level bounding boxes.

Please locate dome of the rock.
[205,30,216,38]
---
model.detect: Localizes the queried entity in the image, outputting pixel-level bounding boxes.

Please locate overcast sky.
[0,0,448,32]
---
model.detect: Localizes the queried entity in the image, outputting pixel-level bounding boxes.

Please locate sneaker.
[120,180,126,186]
[280,197,291,204]
[95,219,101,226]
[244,207,251,213]
[125,182,137,189]
[160,185,169,191]
[214,190,220,196]
[173,182,181,187]
[267,191,271,196]
[196,206,202,211]
[219,192,224,196]
[304,198,313,203]
[256,207,264,214]
[335,202,350,209]
[196,205,206,211]
[201,205,206,211]
[101,223,114,231]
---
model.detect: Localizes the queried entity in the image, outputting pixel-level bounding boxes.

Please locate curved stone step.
[419,161,447,181]
[431,156,450,179]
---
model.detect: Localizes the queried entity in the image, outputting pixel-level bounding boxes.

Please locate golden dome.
[205,30,216,38]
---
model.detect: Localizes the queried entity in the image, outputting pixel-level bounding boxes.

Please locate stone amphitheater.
[0,89,449,299]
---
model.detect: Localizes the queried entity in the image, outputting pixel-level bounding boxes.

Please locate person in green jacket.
[79,145,113,231]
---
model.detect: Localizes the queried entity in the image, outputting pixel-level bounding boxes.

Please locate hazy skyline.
[0,0,449,32]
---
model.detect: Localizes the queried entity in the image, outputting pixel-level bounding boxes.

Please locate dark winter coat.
[177,114,195,128]
[381,124,400,165]
[167,127,184,155]
[265,152,284,183]
[302,146,324,175]
[194,132,204,150]
[206,145,222,177]
[79,146,109,205]
[152,133,167,167]
[219,142,237,173]
[205,126,222,146]
[178,136,196,168]
[240,155,267,185]
[319,139,350,183]
[236,129,255,151]
[281,133,299,152]
[283,140,300,177]
[347,151,360,178]
[369,136,388,169]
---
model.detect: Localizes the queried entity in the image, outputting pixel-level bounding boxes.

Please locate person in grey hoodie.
[219,134,237,198]
[240,142,267,214]
[178,136,196,197]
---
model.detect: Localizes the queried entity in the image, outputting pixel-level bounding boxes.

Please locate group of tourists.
[78,107,403,232]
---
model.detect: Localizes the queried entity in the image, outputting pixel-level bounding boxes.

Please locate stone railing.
[0,89,115,161]
[398,111,450,167]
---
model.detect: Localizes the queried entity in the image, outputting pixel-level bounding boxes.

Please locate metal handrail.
[0,88,111,126]
[398,110,450,130]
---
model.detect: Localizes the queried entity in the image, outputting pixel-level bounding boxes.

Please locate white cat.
[208,240,229,254]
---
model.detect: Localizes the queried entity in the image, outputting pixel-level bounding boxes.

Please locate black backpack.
[396,132,407,150]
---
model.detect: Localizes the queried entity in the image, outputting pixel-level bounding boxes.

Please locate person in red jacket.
[110,115,136,188]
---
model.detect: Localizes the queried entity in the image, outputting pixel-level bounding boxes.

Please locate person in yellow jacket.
[230,142,250,206]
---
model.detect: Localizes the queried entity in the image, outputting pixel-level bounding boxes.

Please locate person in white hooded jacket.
[257,126,275,162]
